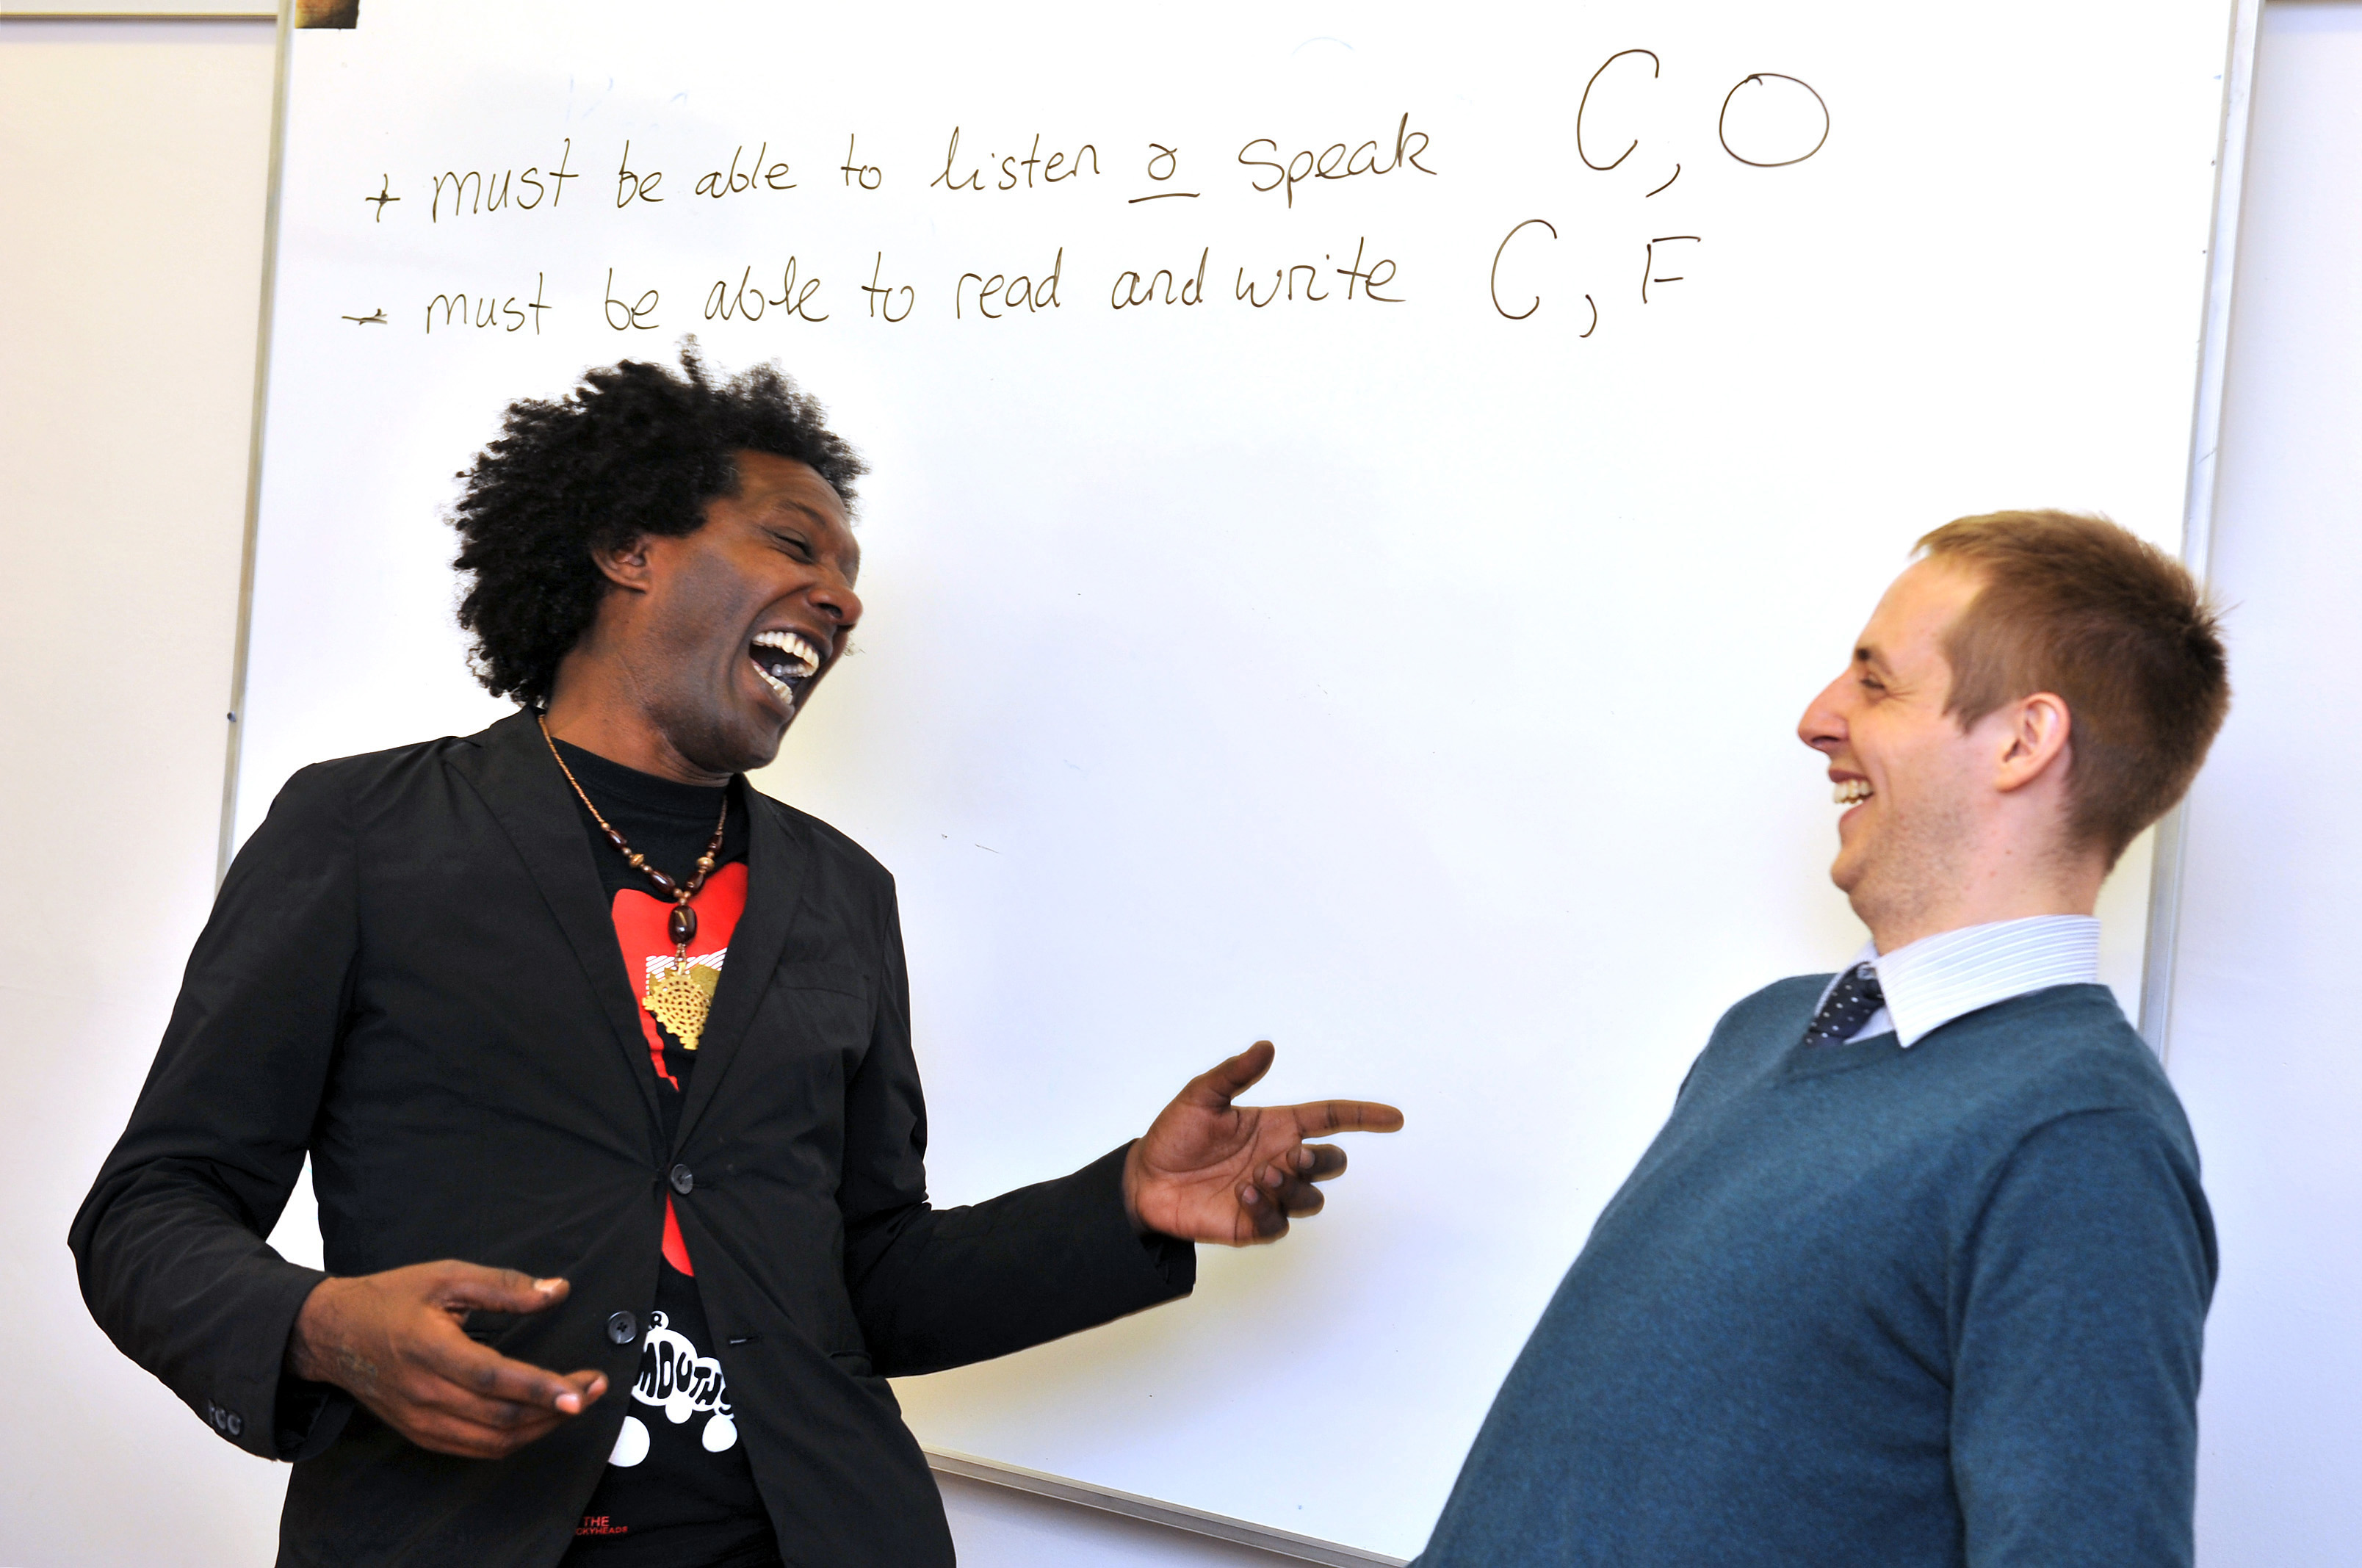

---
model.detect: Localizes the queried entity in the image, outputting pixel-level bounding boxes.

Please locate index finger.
[1286,1099,1405,1136]
[416,1322,604,1415]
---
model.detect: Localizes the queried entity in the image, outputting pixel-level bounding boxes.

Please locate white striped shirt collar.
[1816,915,2103,1048]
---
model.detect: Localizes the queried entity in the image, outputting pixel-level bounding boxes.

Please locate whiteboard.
[236,3,2237,1557]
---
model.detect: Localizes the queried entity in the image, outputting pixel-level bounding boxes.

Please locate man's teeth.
[751,629,821,678]
[1833,780,1873,806]
[756,667,798,711]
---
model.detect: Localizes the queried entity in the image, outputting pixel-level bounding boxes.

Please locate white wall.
[0,18,294,1564]
[0,30,1280,1568]
[4,8,2360,1567]
[2167,4,2362,1561]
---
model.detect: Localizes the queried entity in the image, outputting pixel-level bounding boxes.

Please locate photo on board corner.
[295,0,359,29]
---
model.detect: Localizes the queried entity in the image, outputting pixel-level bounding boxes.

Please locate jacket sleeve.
[68,763,360,1461]
[1951,1109,2217,1568]
[834,883,1194,1377]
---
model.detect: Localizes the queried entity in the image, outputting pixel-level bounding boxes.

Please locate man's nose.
[1798,673,1849,753]
[812,574,862,630]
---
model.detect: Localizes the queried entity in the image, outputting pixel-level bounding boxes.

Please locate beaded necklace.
[541,715,728,1051]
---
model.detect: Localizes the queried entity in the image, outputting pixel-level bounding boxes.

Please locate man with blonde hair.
[1420,510,2229,1567]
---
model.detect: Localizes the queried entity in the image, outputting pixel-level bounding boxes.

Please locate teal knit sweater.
[1418,980,2214,1567]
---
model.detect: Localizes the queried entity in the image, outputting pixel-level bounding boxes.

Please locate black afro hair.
[449,341,866,707]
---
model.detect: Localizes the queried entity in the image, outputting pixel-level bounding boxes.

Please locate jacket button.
[669,1163,695,1196]
[607,1312,638,1345]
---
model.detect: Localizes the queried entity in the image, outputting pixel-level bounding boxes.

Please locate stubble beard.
[1839,794,1973,950]
[635,658,787,779]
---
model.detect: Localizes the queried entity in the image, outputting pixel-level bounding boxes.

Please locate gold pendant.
[645,955,720,1051]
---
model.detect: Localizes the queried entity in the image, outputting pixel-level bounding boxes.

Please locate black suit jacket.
[71,709,1193,1567]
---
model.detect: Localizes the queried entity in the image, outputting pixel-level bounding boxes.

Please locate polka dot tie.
[1802,961,1886,1047]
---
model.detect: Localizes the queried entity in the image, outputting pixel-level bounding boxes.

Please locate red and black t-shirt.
[552,740,778,1568]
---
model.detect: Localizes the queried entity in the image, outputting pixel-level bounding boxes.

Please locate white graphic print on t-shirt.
[607,1309,737,1467]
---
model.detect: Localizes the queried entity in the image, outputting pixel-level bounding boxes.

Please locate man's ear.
[590,535,654,593]
[1994,691,2072,795]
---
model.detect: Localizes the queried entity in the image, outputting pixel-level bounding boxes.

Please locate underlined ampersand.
[1129,142,1199,203]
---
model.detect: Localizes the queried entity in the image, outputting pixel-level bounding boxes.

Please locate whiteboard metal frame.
[927,1449,1409,1566]
[217,0,291,884]
[210,0,2269,1553]
[2140,0,2266,1058]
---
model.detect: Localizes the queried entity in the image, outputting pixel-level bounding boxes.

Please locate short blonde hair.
[1918,510,2229,866]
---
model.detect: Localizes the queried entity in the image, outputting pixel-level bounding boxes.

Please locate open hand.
[286,1260,609,1459]
[1122,1041,1403,1246]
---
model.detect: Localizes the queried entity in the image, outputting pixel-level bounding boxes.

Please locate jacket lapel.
[447,709,666,1144]
[672,784,809,1151]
